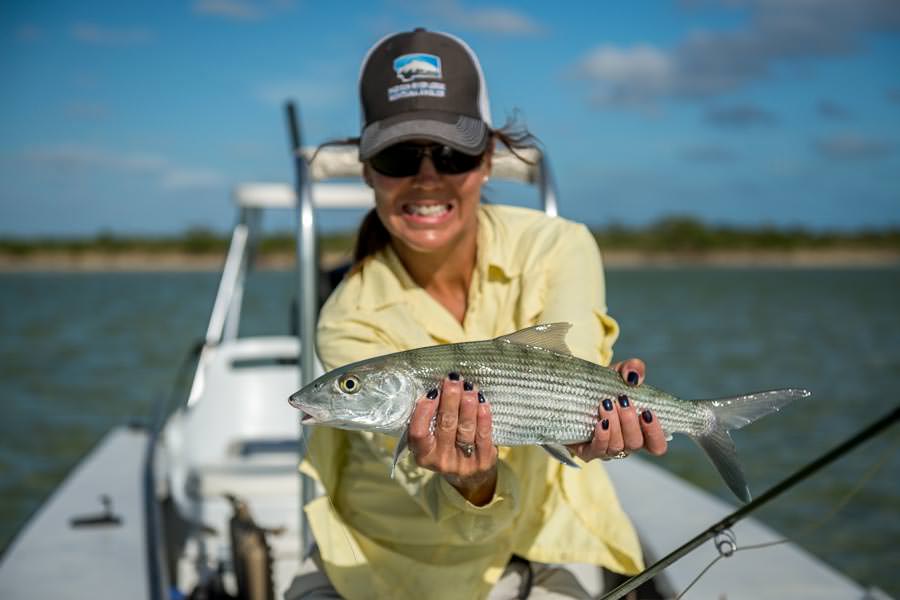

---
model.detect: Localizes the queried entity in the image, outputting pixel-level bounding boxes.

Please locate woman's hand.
[407,374,498,506]
[569,358,669,461]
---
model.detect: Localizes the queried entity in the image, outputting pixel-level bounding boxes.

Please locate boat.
[0,106,891,600]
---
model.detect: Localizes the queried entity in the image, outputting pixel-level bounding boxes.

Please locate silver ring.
[456,441,475,457]
[610,450,629,460]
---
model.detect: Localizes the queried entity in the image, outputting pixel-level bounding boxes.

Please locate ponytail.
[352,208,391,267]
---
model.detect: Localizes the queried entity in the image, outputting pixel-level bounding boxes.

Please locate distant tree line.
[591,216,900,251]
[2,217,898,256]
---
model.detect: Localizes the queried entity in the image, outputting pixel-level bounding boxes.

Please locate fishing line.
[599,404,900,600]
[672,431,900,599]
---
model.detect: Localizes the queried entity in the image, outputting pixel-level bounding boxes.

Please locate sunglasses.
[368,143,484,178]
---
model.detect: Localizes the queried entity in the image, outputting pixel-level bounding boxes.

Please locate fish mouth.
[288,393,315,423]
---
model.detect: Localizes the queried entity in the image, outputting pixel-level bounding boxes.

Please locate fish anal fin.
[692,430,751,503]
[497,323,573,356]
[541,443,580,468]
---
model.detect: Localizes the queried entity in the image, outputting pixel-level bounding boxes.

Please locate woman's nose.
[413,155,440,183]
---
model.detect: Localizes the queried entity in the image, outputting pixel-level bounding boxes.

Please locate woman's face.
[364,141,492,255]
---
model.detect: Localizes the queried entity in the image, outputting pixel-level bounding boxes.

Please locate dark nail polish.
[463,381,474,391]
[602,398,613,411]
[478,391,485,404]
[448,372,460,381]
[627,371,639,386]
[618,394,630,408]
[426,388,438,400]
[601,419,609,431]
[642,410,653,423]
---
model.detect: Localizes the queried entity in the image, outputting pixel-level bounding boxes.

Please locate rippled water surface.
[1,268,898,595]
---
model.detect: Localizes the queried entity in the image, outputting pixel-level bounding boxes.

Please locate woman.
[290,28,667,600]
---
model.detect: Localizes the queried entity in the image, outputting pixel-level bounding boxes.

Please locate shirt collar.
[476,204,520,279]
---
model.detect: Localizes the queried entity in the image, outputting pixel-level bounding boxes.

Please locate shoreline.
[1,249,899,272]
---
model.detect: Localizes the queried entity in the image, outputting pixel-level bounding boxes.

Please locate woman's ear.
[362,163,374,188]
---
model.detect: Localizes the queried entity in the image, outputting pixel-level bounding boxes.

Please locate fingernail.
[642,410,653,423]
[618,394,630,408]
[463,381,473,391]
[478,391,485,403]
[627,371,639,386]
[601,419,609,431]
[426,388,438,400]
[448,372,460,381]
[602,398,613,412]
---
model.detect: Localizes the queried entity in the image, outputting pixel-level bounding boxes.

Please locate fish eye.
[338,374,361,394]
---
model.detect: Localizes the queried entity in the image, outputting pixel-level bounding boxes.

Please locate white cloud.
[574,0,900,107]
[161,168,227,190]
[814,133,894,160]
[15,25,42,42]
[578,45,674,107]
[705,104,777,128]
[192,0,296,21]
[254,80,344,108]
[24,144,166,172]
[457,6,543,35]
[71,22,154,46]
[412,0,543,36]
[680,144,739,163]
[22,144,227,191]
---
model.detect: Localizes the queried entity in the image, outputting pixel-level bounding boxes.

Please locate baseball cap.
[358,28,492,161]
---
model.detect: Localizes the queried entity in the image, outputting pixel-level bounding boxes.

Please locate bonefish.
[289,323,808,502]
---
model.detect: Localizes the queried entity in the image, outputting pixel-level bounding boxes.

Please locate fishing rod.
[600,404,900,600]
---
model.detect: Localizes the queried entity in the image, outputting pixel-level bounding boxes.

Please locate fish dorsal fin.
[496,323,573,355]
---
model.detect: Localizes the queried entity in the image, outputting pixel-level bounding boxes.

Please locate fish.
[288,323,809,502]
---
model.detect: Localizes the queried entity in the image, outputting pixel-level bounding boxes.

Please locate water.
[1,268,898,596]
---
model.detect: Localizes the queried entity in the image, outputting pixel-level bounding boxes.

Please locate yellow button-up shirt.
[303,204,642,600]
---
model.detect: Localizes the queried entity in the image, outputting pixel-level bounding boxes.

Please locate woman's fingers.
[475,392,496,470]
[639,409,668,456]
[407,386,439,459]
[616,393,644,451]
[410,374,496,474]
[603,395,625,455]
[456,381,479,452]
[434,373,462,462]
[613,358,646,387]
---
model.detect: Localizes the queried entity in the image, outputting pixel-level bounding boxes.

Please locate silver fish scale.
[397,339,713,446]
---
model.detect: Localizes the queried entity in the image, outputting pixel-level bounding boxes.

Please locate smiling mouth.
[403,203,452,217]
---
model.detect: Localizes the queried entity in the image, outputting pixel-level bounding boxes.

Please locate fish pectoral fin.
[390,427,410,479]
[541,443,580,468]
[497,323,574,356]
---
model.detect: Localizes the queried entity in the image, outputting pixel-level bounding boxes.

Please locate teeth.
[405,204,450,216]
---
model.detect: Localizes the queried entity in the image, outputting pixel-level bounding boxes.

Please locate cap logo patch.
[393,53,441,82]
[388,53,446,101]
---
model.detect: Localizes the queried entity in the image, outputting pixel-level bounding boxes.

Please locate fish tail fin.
[690,388,810,503]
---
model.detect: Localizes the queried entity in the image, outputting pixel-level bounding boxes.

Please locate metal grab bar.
[286,102,319,558]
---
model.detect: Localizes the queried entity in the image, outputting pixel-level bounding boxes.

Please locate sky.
[1,0,899,236]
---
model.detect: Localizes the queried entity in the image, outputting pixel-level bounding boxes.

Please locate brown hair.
[311,118,539,270]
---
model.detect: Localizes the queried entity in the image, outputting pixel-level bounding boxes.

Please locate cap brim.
[359,112,489,161]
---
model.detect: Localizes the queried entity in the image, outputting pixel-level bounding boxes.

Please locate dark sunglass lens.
[432,146,483,174]
[370,145,422,177]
